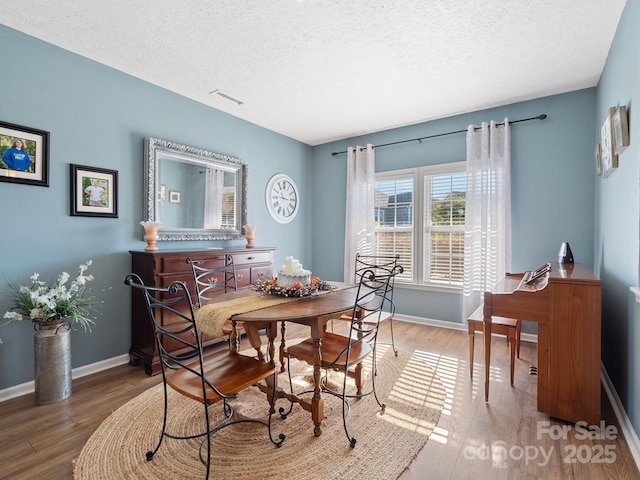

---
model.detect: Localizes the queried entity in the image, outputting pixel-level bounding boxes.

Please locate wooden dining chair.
[124,274,284,479]
[333,253,401,357]
[187,256,245,349]
[467,304,521,395]
[284,265,402,448]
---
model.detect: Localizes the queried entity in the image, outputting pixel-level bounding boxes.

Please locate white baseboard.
[0,354,130,403]
[2,317,638,474]
[394,313,538,344]
[601,364,640,470]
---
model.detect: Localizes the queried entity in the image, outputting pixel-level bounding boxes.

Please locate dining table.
[196,282,359,437]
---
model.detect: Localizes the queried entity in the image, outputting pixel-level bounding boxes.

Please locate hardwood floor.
[1,321,638,479]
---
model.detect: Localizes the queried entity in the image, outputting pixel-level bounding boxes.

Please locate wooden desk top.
[497,262,599,293]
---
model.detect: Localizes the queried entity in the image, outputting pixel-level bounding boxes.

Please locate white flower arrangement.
[3,260,98,330]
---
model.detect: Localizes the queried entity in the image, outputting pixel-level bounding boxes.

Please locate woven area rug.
[73,344,445,480]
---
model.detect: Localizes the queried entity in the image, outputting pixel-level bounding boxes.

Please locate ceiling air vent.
[209,89,244,105]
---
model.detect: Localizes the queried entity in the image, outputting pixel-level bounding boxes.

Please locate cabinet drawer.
[162,255,225,274]
[159,275,196,303]
[233,251,272,266]
[251,265,273,283]
[235,268,251,288]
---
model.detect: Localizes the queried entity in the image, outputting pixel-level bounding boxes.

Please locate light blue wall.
[311,88,597,324]
[1,2,639,444]
[0,24,313,389]
[594,0,640,437]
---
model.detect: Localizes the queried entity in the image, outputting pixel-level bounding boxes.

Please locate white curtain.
[344,144,375,282]
[204,168,224,229]
[462,119,512,320]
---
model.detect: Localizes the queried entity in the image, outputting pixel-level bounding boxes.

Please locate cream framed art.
[600,107,618,178]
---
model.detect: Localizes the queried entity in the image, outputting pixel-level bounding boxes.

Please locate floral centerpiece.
[3,260,97,330]
[254,276,335,297]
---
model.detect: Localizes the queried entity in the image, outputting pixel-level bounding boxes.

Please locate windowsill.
[396,282,462,294]
[631,287,640,303]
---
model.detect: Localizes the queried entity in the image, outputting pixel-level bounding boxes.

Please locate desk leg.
[483,317,492,402]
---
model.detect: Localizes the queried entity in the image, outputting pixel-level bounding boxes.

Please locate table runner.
[194,294,296,337]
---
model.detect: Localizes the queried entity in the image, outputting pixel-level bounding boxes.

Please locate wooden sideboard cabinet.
[129,247,275,375]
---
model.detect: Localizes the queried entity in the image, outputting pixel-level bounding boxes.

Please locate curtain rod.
[330,114,547,156]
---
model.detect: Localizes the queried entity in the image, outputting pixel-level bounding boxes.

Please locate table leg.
[243,322,266,363]
[312,336,324,437]
[266,322,277,369]
[230,320,240,353]
[279,321,287,372]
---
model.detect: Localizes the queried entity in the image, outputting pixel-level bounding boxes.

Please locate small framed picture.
[0,120,49,187]
[169,190,181,204]
[600,107,618,178]
[594,143,602,176]
[70,164,118,218]
[612,105,629,155]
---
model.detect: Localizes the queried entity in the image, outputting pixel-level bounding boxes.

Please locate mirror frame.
[143,137,248,241]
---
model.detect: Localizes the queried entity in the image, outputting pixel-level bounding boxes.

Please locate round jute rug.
[73,345,445,480]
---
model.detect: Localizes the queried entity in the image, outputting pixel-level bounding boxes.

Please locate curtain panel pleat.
[462,120,512,320]
[344,144,375,282]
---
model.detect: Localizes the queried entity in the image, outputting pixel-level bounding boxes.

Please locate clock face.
[266,174,299,223]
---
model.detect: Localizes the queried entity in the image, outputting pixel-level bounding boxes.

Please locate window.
[373,162,466,287]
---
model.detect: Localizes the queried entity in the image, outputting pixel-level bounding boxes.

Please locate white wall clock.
[265,173,299,223]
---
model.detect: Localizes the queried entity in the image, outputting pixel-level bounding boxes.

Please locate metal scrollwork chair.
[187,256,244,349]
[284,265,403,448]
[124,274,284,479]
[333,253,401,357]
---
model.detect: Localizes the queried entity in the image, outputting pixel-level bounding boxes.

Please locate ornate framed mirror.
[143,137,247,241]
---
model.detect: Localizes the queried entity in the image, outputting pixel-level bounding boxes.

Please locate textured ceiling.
[0,0,626,146]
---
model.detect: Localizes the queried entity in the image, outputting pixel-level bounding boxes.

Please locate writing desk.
[482,263,601,425]
[201,284,358,437]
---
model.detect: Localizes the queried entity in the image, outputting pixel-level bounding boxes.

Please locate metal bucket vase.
[34,319,72,405]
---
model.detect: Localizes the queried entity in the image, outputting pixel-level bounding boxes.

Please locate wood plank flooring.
[0,321,638,479]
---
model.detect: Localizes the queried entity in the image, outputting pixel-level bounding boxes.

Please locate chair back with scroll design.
[124,273,284,479]
[187,255,237,307]
[348,253,401,356]
[187,255,242,349]
[284,264,403,448]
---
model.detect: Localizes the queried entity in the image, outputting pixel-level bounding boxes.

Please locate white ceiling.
[0,0,626,146]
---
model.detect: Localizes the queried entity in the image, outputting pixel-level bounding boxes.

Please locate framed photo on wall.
[70,164,118,218]
[600,107,618,178]
[612,105,629,155]
[594,143,602,176]
[169,190,181,203]
[0,120,49,187]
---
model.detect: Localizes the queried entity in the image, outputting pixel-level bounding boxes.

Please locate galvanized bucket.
[34,320,72,405]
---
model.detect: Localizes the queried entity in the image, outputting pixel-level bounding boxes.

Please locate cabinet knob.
[246,256,255,260]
